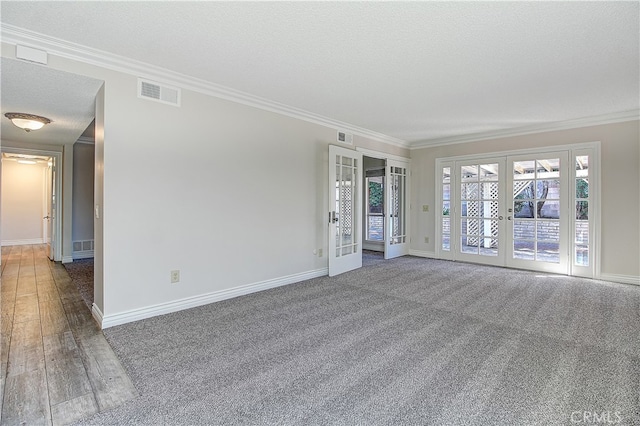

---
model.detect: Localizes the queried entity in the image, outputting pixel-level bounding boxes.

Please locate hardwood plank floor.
[1,245,137,425]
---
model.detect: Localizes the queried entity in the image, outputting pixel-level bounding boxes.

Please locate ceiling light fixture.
[4,112,51,132]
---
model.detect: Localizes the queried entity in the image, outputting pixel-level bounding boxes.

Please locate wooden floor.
[1,245,137,425]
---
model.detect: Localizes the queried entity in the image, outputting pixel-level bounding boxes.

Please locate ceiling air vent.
[137,78,181,107]
[337,131,353,145]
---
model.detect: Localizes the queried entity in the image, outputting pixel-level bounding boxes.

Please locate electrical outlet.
[422,205,429,212]
[170,270,180,283]
[318,248,323,257]
[424,237,429,243]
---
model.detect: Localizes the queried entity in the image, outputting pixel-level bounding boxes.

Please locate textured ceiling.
[1,58,102,146]
[1,1,638,145]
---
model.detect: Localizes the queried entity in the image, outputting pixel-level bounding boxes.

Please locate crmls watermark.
[570,411,623,424]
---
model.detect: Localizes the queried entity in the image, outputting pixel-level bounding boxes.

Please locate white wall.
[1,159,49,245]
[0,44,408,325]
[410,120,640,281]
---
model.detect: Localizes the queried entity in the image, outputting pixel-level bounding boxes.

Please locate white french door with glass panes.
[385,160,409,259]
[329,145,363,277]
[437,145,598,277]
[456,158,506,266]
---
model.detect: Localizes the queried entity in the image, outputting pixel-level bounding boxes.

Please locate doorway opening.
[1,149,62,261]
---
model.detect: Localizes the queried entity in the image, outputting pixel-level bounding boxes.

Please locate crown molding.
[1,24,409,148]
[410,109,640,149]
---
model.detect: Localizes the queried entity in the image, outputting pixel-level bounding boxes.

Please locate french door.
[384,160,409,259]
[439,150,579,275]
[328,145,363,276]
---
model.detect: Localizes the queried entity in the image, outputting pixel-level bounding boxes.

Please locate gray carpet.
[76,254,640,425]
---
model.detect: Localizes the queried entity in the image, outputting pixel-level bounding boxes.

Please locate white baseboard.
[61,255,74,264]
[91,303,104,326]
[73,250,94,260]
[599,273,640,286]
[1,238,44,246]
[409,249,438,259]
[100,267,329,329]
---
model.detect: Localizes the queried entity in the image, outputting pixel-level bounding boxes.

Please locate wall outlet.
[422,205,429,212]
[170,270,180,283]
[424,237,429,243]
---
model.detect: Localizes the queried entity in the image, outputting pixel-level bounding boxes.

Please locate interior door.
[328,145,363,277]
[384,160,409,259]
[456,158,506,266]
[506,152,568,274]
[47,158,56,260]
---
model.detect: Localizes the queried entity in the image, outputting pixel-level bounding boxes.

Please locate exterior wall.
[410,120,640,280]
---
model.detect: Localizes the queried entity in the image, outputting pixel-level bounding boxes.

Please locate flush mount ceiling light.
[4,112,51,132]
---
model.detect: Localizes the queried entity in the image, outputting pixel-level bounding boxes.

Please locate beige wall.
[72,142,95,242]
[410,120,640,279]
[1,159,49,244]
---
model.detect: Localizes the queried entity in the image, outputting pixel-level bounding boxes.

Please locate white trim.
[1,238,44,246]
[100,268,328,328]
[598,273,640,286]
[91,303,104,327]
[411,110,639,149]
[1,24,408,148]
[72,250,94,260]
[356,147,410,163]
[61,255,73,264]
[409,249,438,259]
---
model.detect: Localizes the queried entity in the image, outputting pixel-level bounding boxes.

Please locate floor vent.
[138,78,181,107]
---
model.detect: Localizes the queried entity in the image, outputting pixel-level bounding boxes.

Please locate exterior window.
[575,155,589,266]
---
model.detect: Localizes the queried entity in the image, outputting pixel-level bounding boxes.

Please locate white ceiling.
[1,1,638,146]
[1,58,102,146]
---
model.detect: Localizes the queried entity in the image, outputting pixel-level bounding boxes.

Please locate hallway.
[1,245,136,425]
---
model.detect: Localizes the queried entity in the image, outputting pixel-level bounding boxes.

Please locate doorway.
[1,149,62,261]
[436,143,599,277]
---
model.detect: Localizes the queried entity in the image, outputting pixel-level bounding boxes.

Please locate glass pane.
[514,201,534,218]
[462,201,479,218]
[537,242,559,263]
[461,165,478,182]
[481,182,499,200]
[442,167,451,183]
[576,179,589,199]
[575,155,589,171]
[342,157,352,166]
[480,239,498,256]
[537,220,560,242]
[367,216,383,241]
[537,159,560,178]
[461,236,478,254]
[479,164,499,181]
[513,240,534,260]
[513,160,535,179]
[442,233,450,251]
[538,200,559,219]
[575,221,589,244]
[462,219,479,236]
[443,201,450,216]
[575,245,589,266]
[442,216,451,251]
[536,180,559,199]
[443,184,450,201]
[514,180,534,199]
[513,220,535,239]
[576,201,588,220]
[342,245,353,255]
[461,183,479,199]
